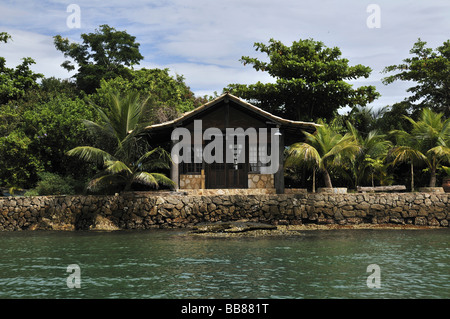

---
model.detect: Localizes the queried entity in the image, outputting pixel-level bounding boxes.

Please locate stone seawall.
[0,192,448,231]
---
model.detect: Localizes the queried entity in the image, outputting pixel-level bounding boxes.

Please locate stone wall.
[248,174,274,189]
[183,188,276,195]
[179,174,204,189]
[180,173,275,190]
[0,192,448,231]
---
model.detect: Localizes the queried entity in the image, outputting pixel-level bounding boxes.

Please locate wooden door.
[205,142,248,189]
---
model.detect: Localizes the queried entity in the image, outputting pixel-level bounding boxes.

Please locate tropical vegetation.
[226,38,380,121]
[0,25,449,194]
[382,39,450,118]
[285,119,360,189]
[66,91,175,193]
[346,122,393,188]
[390,109,450,188]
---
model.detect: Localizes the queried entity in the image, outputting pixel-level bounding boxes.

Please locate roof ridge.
[144,92,319,130]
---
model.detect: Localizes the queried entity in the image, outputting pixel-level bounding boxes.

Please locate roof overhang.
[144,92,319,133]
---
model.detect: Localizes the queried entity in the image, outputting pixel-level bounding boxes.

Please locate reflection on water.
[0,229,448,298]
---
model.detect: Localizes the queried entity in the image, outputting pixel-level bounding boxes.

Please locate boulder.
[190,221,277,234]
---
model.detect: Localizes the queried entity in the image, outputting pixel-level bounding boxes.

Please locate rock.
[370,204,385,211]
[414,217,427,226]
[89,215,119,231]
[190,221,277,234]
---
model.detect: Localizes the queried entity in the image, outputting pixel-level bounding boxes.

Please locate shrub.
[25,172,76,196]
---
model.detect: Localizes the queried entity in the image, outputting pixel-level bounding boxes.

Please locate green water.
[0,229,448,299]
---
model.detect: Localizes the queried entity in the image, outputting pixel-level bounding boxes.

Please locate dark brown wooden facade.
[145,93,318,194]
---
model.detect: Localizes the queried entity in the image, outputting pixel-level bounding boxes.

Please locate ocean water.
[0,228,448,299]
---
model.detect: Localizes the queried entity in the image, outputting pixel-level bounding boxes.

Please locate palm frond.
[389,146,426,166]
[390,129,413,145]
[87,174,125,192]
[66,146,113,166]
[132,172,175,188]
[105,160,132,175]
[136,147,173,170]
[322,133,360,164]
[427,145,450,161]
[286,142,322,169]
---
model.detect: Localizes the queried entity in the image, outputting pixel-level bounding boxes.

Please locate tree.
[0,32,43,104]
[0,93,96,188]
[388,145,425,192]
[67,91,174,193]
[22,97,97,177]
[347,122,393,187]
[390,108,450,187]
[375,101,414,134]
[382,39,450,117]
[0,130,42,188]
[54,24,144,94]
[92,68,200,122]
[226,38,379,121]
[342,105,387,136]
[285,119,360,188]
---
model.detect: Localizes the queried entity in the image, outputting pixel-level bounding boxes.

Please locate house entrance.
[205,142,248,188]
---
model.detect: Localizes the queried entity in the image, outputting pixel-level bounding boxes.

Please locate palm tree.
[390,108,450,188]
[346,122,393,187]
[286,119,360,189]
[67,91,174,192]
[388,145,425,191]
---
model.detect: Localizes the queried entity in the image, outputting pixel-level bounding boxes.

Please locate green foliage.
[346,122,393,187]
[0,103,20,137]
[2,26,447,192]
[341,106,387,136]
[226,38,379,121]
[374,101,414,134]
[92,68,199,122]
[362,155,394,187]
[383,39,450,117]
[67,91,175,193]
[0,81,98,188]
[22,96,97,176]
[54,24,144,94]
[442,166,450,176]
[0,32,43,104]
[285,119,360,188]
[24,172,77,196]
[0,32,11,43]
[388,145,426,191]
[0,25,199,190]
[390,108,450,187]
[0,130,43,188]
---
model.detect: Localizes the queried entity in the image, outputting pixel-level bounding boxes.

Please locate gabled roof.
[144,92,319,132]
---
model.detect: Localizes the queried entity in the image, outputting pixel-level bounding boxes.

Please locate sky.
[1,0,449,112]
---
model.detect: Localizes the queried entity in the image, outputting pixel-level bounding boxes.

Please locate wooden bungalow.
[145,92,318,194]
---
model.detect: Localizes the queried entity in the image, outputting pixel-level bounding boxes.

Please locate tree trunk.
[410,162,414,192]
[323,169,333,188]
[429,157,437,187]
[430,169,437,187]
[371,170,374,188]
[312,167,316,193]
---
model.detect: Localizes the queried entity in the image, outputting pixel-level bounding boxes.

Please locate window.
[181,145,202,174]
[249,144,271,173]
[249,144,259,172]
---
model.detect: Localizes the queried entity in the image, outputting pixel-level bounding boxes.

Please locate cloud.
[1,28,74,79]
[0,0,449,109]
[164,62,274,94]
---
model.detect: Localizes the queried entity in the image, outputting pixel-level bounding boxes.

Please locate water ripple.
[0,229,448,298]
